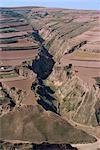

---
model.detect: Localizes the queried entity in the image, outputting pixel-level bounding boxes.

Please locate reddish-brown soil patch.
[61,56,100,86]
[0,49,38,66]
[2,78,37,105]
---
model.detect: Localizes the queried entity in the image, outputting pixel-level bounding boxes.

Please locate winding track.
[63,114,100,150]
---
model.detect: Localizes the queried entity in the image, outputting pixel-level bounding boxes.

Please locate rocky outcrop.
[32,9,99,61]
[1,83,26,107]
[46,63,100,126]
[66,40,87,54]
[0,83,16,116]
[0,8,99,146]
[31,78,58,114]
[26,8,100,127]
[73,87,100,126]
[31,45,55,79]
[15,62,37,79]
[9,87,26,107]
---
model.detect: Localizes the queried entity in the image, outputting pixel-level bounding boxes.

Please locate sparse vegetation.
[1,45,38,51]
[0,73,17,79]
[95,77,100,87]
[65,101,75,112]
[0,97,4,101]
[0,28,17,33]
[31,79,57,113]
[0,7,99,148]
[0,38,18,44]
[46,38,55,50]
[95,108,100,125]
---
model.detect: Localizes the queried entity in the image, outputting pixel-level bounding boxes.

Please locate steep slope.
[26,8,100,129]
[0,7,99,149]
[27,8,100,86]
[27,8,99,60]
[0,105,96,144]
[46,63,100,127]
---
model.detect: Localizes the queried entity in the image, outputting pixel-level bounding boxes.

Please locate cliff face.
[15,63,37,79]
[46,63,100,126]
[32,48,55,79]
[0,7,99,147]
[25,9,100,128]
[36,10,99,61]
[0,83,16,116]
[22,7,100,127]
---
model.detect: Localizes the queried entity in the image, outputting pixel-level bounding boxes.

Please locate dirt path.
[64,115,100,150]
[64,113,100,138]
[73,140,100,150]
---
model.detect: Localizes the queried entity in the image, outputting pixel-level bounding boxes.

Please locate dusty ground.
[61,51,100,86]
[0,49,38,66]
[2,77,37,105]
[63,114,100,150]
[73,140,100,150]
[0,7,100,149]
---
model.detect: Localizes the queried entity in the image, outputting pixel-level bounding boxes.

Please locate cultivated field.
[0,7,100,150]
[61,51,100,86]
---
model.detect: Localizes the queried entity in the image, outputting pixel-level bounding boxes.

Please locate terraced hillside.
[27,8,100,86]
[0,7,100,150]
[0,8,39,66]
